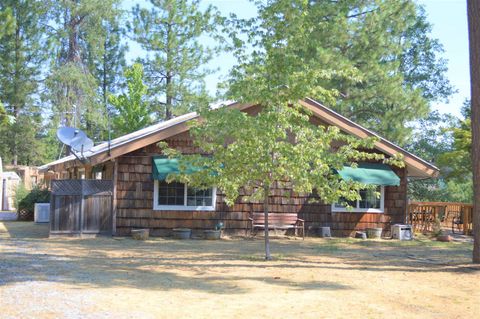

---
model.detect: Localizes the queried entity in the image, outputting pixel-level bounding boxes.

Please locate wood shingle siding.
[114,134,407,237]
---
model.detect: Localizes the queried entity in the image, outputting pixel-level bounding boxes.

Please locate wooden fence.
[408,201,473,235]
[50,179,113,236]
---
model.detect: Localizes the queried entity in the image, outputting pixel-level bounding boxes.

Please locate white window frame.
[153,180,216,211]
[331,186,385,213]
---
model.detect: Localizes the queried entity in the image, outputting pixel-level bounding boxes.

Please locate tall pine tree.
[227,0,453,146]
[0,0,49,165]
[45,0,122,142]
[131,0,221,120]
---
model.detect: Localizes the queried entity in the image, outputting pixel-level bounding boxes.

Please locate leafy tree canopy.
[161,0,406,259]
[109,63,153,137]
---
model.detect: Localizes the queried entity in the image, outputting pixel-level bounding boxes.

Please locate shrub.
[15,185,51,221]
[432,218,443,237]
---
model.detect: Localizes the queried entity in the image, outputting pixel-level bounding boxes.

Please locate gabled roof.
[39,112,200,171]
[40,99,439,178]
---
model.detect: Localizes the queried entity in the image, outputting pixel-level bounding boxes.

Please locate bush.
[432,218,443,237]
[15,185,51,221]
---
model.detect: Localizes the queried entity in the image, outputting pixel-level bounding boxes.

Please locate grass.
[1,221,479,319]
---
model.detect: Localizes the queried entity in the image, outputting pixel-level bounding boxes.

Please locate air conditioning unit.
[391,224,413,240]
[34,203,50,223]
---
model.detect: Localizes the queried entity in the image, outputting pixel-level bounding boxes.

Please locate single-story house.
[39,99,439,237]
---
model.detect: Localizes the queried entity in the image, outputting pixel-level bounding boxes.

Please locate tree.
[0,7,13,127]
[161,0,404,260]
[109,63,152,136]
[225,1,453,146]
[327,1,453,145]
[438,102,472,182]
[162,103,403,260]
[406,111,458,202]
[131,0,221,120]
[45,0,121,142]
[87,13,127,108]
[467,0,480,263]
[0,0,49,165]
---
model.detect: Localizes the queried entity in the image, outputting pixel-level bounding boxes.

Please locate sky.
[124,0,471,118]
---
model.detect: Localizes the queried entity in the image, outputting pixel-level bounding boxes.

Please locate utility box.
[34,203,50,223]
[391,224,413,240]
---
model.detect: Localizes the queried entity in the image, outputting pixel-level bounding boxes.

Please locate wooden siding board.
[114,135,408,236]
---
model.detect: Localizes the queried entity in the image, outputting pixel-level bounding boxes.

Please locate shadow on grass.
[0,221,49,239]
[0,221,478,294]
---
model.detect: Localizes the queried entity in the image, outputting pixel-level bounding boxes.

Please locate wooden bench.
[248,213,305,239]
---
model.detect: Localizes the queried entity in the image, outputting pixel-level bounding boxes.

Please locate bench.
[248,213,305,239]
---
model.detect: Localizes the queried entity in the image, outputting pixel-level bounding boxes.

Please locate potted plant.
[203,222,223,240]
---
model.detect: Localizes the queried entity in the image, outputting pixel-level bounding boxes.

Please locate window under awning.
[337,163,400,186]
[152,157,201,180]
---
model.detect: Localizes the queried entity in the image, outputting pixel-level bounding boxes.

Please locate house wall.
[115,132,407,237]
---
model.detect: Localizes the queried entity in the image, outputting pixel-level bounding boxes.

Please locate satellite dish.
[71,136,94,153]
[56,126,93,161]
[56,127,86,145]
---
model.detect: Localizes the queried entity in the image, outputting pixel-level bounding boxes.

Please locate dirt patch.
[1,221,479,319]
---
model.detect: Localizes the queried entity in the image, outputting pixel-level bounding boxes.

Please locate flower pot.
[203,230,221,240]
[366,228,383,239]
[131,229,149,240]
[173,228,191,239]
[437,234,452,242]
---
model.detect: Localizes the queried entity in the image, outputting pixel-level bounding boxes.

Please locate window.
[94,171,103,180]
[332,186,384,213]
[153,180,216,211]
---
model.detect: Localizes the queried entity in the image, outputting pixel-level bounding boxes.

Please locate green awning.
[338,163,400,186]
[152,157,201,180]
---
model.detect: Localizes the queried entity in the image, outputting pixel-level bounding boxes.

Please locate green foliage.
[109,63,153,136]
[87,11,127,106]
[13,183,29,213]
[16,185,51,221]
[0,6,14,39]
[162,104,403,206]
[0,0,50,165]
[226,1,452,146]
[408,102,473,203]
[438,101,472,183]
[45,0,122,142]
[131,0,221,119]
[330,1,454,145]
[432,218,442,237]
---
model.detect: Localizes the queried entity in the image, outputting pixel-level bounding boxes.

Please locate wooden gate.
[50,180,113,236]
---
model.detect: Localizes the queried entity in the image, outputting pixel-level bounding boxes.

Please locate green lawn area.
[0,221,479,319]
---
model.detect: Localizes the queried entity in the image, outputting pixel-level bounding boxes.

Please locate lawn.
[1,222,479,319]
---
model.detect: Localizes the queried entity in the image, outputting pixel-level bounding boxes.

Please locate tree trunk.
[166,72,173,120]
[12,10,20,166]
[165,18,173,120]
[263,184,271,260]
[468,0,480,263]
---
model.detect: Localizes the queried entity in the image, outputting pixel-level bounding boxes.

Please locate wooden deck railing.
[408,201,473,235]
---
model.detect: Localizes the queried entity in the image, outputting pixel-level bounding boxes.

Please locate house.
[39,99,439,237]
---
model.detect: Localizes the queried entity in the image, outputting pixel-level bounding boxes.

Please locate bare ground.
[0,222,479,319]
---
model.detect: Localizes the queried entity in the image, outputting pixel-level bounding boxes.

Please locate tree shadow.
[1,222,477,295]
[0,221,49,239]
[0,236,352,293]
